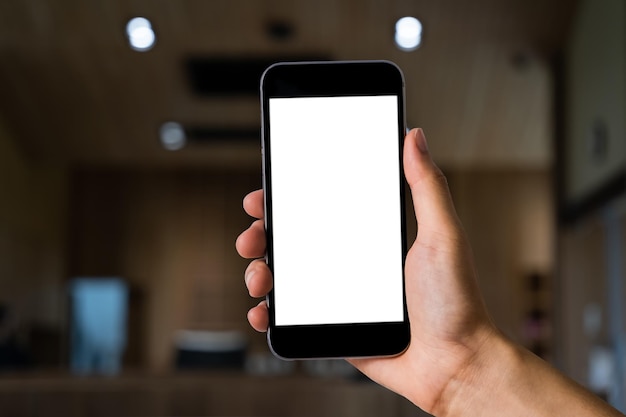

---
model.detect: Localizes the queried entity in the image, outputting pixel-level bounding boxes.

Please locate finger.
[247,300,269,332]
[403,128,460,233]
[235,219,266,259]
[243,189,264,219]
[245,259,273,298]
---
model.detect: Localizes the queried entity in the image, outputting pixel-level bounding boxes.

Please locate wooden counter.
[0,371,426,417]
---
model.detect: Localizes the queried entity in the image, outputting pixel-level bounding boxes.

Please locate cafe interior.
[0,0,625,415]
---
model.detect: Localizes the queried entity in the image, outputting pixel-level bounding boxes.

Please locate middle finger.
[235,219,266,259]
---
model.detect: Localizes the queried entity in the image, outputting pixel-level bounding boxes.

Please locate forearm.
[435,332,624,417]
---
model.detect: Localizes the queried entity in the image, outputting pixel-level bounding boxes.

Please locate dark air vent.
[185,56,330,97]
[185,126,259,143]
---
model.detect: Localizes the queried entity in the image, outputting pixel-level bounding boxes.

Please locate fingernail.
[415,128,429,153]
[245,268,255,287]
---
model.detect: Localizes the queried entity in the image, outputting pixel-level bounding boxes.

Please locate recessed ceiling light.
[160,122,186,151]
[126,17,156,52]
[395,17,422,51]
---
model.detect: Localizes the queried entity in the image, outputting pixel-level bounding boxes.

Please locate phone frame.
[260,60,410,359]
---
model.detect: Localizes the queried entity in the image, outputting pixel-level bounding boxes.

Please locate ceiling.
[0,0,576,170]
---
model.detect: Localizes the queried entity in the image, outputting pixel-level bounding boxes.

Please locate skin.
[236,128,625,417]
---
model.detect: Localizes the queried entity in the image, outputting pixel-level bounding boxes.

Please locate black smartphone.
[260,60,410,359]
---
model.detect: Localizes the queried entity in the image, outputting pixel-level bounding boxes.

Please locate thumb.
[404,128,460,234]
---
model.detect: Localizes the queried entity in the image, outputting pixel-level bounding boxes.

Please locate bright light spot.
[395,17,422,51]
[160,122,186,151]
[126,17,156,51]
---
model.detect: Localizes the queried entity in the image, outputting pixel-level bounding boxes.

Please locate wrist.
[432,327,520,417]
[431,328,623,417]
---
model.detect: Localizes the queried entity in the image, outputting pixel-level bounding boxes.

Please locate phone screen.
[268,94,404,327]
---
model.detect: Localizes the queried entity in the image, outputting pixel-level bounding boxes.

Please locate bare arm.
[433,331,622,417]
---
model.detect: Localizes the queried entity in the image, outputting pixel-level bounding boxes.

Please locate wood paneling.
[0,373,426,417]
[68,168,261,371]
[448,169,555,343]
[67,165,555,371]
[0,118,67,364]
[0,0,574,169]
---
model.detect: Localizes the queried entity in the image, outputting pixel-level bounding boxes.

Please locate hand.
[235,128,498,413]
[237,128,626,417]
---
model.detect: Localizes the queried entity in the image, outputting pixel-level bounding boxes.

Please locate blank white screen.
[269,95,404,326]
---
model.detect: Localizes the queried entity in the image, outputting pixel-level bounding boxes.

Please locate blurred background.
[0,0,624,415]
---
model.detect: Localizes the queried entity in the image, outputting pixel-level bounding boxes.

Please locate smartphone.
[260,61,410,359]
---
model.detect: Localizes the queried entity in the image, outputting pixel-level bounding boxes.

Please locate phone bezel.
[260,61,410,359]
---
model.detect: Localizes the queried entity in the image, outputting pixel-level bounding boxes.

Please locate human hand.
[237,128,626,417]
[235,128,499,413]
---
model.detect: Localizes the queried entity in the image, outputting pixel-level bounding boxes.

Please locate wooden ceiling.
[0,0,576,169]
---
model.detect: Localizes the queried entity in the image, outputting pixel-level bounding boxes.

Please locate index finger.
[243,189,264,219]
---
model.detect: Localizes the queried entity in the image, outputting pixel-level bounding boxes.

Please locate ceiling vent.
[185,56,330,97]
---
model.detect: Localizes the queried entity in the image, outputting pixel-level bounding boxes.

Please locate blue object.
[70,278,128,375]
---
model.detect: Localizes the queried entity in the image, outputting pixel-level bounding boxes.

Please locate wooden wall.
[0,125,557,376]
[448,169,555,346]
[68,168,262,371]
[0,118,67,365]
[0,373,423,417]
[0,136,557,414]
[66,166,554,372]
